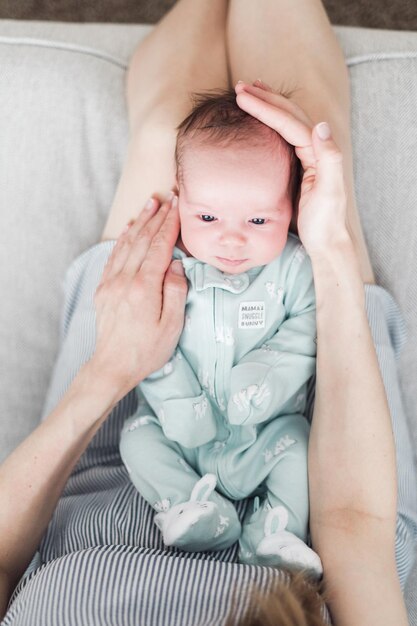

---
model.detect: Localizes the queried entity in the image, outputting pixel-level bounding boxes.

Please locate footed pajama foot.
[154,473,241,552]
[239,504,322,578]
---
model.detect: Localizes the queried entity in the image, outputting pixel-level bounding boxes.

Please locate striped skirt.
[2,240,416,626]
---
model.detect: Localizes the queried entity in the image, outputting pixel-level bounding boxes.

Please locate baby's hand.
[235,82,349,260]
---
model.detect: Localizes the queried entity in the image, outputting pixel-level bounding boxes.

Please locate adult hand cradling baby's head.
[235,82,349,260]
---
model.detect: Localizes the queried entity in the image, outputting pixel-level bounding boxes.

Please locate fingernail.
[254,78,271,89]
[316,122,332,141]
[122,221,133,234]
[171,260,184,275]
[145,197,155,210]
[166,191,175,202]
[237,80,244,84]
[172,195,178,208]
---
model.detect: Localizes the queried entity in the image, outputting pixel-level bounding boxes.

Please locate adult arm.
[0,365,117,599]
[227,251,316,425]
[235,83,408,626]
[0,195,187,618]
[309,239,406,626]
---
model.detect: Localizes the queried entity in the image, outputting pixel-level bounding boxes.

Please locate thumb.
[160,260,188,329]
[312,122,346,198]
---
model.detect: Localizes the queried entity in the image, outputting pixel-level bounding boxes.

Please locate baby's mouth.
[216,257,248,266]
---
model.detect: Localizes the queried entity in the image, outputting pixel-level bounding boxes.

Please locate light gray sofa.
[0,19,416,622]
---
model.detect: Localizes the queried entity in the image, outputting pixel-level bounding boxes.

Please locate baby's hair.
[224,569,329,626]
[175,87,302,206]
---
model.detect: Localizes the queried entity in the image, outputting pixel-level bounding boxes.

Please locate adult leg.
[101,0,229,242]
[227,0,375,284]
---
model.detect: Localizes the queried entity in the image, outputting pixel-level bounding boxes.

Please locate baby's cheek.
[260,229,289,263]
[181,225,206,257]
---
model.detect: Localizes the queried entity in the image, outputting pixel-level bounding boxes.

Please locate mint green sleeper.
[120,233,317,565]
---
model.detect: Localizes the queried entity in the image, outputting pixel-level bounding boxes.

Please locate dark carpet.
[0,0,416,31]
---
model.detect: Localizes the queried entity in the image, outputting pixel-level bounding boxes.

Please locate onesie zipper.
[211,287,235,498]
[216,289,236,498]
[212,288,218,401]
[212,288,230,436]
[215,289,224,403]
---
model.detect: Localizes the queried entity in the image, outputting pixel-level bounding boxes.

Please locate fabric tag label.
[238,301,265,329]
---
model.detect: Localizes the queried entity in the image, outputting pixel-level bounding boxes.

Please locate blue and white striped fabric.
[363,283,417,583]
[2,240,416,626]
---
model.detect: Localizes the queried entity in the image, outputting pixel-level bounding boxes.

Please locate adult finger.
[99,196,161,286]
[235,89,316,171]
[160,259,188,338]
[312,122,345,197]
[124,192,171,241]
[139,195,181,288]
[235,86,312,144]
[131,196,181,324]
[235,81,314,128]
[252,79,273,92]
[121,194,174,277]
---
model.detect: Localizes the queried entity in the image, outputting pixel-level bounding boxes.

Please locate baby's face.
[177,144,292,274]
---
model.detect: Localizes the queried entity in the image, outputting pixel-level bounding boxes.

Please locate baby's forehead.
[179,145,292,216]
[180,127,291,160]
[179,137,292,183]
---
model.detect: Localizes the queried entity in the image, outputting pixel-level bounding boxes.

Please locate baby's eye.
[200,214,216,222]
[250,218,267,225]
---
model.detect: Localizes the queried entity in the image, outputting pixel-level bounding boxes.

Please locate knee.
[119,417,158,460]
[129,99,187,151]
[130,113,176,151]
[119,428,138,465]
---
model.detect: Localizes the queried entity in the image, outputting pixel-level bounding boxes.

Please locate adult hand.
[235,81,350,258]
[92,194,188,403]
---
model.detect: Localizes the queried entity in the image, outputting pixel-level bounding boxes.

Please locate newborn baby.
[120,88,322,577]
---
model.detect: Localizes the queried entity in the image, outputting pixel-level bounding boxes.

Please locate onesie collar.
[172,246,262,294]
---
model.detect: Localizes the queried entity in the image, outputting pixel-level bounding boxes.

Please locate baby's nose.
[219,230,246,246]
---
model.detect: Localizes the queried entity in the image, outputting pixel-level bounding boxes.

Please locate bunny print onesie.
[120,232,322,574]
